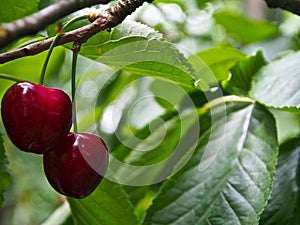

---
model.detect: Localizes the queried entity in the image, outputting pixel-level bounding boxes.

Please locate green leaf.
[39,0,57,10]
[60,216,74,225]
[143,96,278,225]
[123,185,156,222]
[112,111,180,163]
[79,21,195,88]
[260,138,300,225]
[0,0,39,23]
[0,46,65,99]
[79,21,163,58]
[68,179,139,225]
[250,51,300,112]
[270,110,300,144]
[193,46,246,84]
[153,0,186,11]
[110,108,199,186]
[224,51,267,96]
[196,0,217,8]
[96,75,201,185]
[76,71,144,149]
[214,11,280,44]
[0,134,11,208]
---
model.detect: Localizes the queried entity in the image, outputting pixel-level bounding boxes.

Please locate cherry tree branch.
[0,0,154,64]
[0,0,113,48]
[264,0,300,15]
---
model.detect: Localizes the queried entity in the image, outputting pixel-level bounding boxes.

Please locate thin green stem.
[71,44,80,133]
[63,14,89,29]
[0,73,24,82]
[39,14,89,85]
[39,34,62,85]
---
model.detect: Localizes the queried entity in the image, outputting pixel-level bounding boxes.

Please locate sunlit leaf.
[79,21,195,88]
[80,21,163,58]
[250,51,300,112]
[193,46,246,84]
[214,11,280,44]
[270,109,300,144]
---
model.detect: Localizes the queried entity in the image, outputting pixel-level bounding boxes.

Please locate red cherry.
[1,81,72,154]
[43,132,109,198]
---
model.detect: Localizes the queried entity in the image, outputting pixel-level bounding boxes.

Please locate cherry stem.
[39,14,89,85]
[71,42,81,133]
[39,34,61,85]
[0,73,24,82]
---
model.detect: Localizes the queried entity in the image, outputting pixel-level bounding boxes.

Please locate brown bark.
[0,0,112,48]
[0,0,154,64]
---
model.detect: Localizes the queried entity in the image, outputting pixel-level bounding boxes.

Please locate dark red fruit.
[43,132,109,199]
[1,81,72,154]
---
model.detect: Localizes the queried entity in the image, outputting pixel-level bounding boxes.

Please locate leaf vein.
[221,192,242,225]
[227,181,257,214]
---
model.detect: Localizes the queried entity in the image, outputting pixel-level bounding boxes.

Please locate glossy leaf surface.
[143,97,278,225]
[260,138,300,225]
[250,51,300,112]
[79,21,195,88]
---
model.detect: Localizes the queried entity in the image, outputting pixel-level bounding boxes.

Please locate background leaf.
[0,134,11,208]
[39,0,57,10]
[68,179,139,225]
[143,96,278,225]
[196,0,217,8]
[110,108,199,186]
[193,46,246,84]
[152,0,186,11]
[250,51,300,111]
[214,11,280,44]
[0,0,41,52]
[224,51,267,96]
[0,0,39,23]
[0,46,65,99]
[260,137,300,225]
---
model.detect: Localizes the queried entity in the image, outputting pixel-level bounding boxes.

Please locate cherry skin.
[43,132,109,199]
[1,81,72,154]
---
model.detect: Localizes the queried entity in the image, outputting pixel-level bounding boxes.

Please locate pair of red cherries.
[1,81,109,198]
